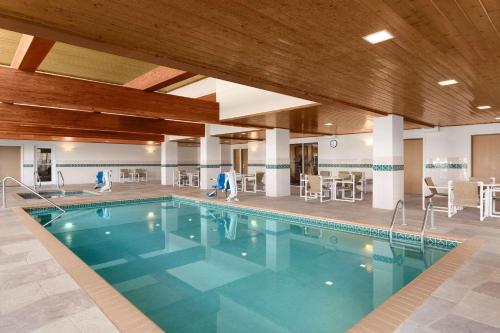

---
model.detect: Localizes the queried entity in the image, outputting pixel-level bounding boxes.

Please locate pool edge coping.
[16,192,473,333]
[11,206,163,333]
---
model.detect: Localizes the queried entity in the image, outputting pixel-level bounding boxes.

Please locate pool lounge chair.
[305,175,331,202]
[207,173,227,198]
[450,180,486,221]
[423,177,450,213]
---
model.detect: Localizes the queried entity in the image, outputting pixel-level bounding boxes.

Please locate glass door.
[303,143,318,176]
[290,143,318,185]
[35,147,54,183]
[290,144,303,185]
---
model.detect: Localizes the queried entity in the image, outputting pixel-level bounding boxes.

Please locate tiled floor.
[2,182,500,332]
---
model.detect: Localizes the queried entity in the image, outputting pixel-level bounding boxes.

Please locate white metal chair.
[305,175,332,202]
[119,169,133,183]
[449,180,486,221]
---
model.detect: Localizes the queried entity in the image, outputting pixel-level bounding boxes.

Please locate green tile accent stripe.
[56,163,160,167]
[23,164,34,167]
[220,163,232,167]
[265,164,290,169]
[425,163,467,169]
[25,196,459,250]
[319,163,372,168]
[178,163,199,167]
[161,164,178,167]
[200,164,220,168]
[373,164,404,171]
[249,163,266,167]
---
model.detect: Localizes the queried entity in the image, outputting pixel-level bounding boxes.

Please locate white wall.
[178,146,200,171]
[217,80,316,119]
[405,123,500,185]
[0,139,161,186]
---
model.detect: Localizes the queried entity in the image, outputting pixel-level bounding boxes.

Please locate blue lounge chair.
[94,171,105,190]
[207,173,227,198]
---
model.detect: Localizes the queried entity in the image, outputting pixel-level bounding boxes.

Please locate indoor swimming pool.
[28,197,453,333]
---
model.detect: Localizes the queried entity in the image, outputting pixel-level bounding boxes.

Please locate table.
[322,177,356,202]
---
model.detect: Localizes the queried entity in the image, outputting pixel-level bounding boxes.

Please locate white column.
[220,144,232,172]
[265,128,290,197]
[160,137,178,186]
[200,135,221,189]
[372,115,404,209]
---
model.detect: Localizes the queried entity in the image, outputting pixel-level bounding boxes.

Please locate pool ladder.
[1,176,66,226]
[389,200,434,252]
[57,171,65,191]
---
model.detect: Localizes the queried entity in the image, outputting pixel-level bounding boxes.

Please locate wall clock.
[330,139,338,148]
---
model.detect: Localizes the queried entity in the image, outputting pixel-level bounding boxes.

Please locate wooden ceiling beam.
[0,103,205,137]
[0,123,164,143]
[0,67,219,123]
[11,34,54,71]
[124,66,197,91]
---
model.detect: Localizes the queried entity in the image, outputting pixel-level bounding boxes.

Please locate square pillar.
[372,115,404,209]
[161,138,178,186]
[265,128,290,197]
[200,135,221,189]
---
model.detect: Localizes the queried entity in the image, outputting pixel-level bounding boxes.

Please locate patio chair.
[335,173,355,202]
[135,168,148,182]
[119,169,133,183]
[469,177,495,184]
[450,181,486,221]
[423,177,449,212]
[337,171,350,180]
[256,171,265,192]
[175,170,188,187]
[305,175,331,202]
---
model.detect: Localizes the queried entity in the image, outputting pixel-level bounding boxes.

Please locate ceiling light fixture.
[324,123,333,126]
[362,30,394,44]
[477,105,491,110]
[438,79,458,86]
[496,117,500,121]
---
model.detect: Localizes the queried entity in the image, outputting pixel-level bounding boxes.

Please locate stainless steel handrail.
[57,171,65,190]
[2,176,66,226]
[420,202,434,250]
[389,199,406,245]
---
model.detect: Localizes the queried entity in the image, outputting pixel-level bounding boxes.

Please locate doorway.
[472,134,500,181]
[35,147,54,184]
[233,148,248,174]
[290,143,318,185]
[404,139,423,194]
[0,146,21,186]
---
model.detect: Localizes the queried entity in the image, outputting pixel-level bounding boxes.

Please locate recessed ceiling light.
[324,280,334,286]
[477,105,492,110]
[362,30,394,44]
[496,117,500,120]
[438,79,458,86]
[324,123,333,126]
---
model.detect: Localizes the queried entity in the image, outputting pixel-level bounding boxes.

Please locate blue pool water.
[29,199,449,333]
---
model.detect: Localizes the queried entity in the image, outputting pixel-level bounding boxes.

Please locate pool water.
[19,190,94,199]
[30,199,449,333]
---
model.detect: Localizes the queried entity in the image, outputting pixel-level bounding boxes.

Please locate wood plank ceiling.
[0,0,497,129]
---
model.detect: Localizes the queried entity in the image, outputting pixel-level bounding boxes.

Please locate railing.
[57,171,65,190]
[389,199,406,245]
[420,202,434,250]
[2,176,66,227]
[34,172,41,190]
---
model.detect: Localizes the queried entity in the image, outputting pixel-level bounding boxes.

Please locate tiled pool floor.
[2,182,500,332]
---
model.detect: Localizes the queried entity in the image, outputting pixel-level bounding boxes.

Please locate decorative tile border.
[425,163,467,169]
[178,163,199,167]
[23,163,34,168]
[249,163,266,167]
[373,164,404,171]
[56,163,160,167]
[220,163,232,167]
[199,164,221,168]
[26,196,459,250]
[265,164,290,169]
[319,163,373,168]
[161,164,178,167]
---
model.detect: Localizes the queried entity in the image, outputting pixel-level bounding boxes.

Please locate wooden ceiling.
[0,1,497,128]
